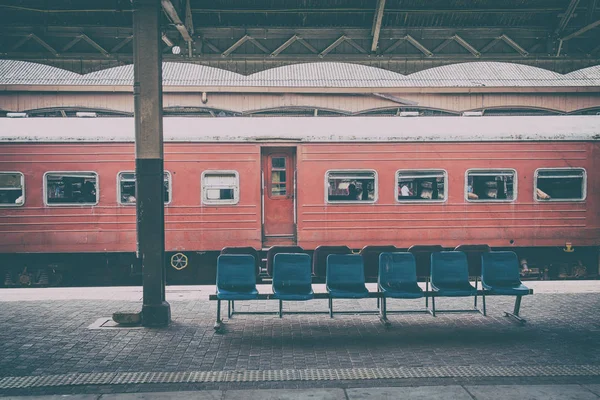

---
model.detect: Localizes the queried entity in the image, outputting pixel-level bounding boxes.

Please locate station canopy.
[0,0,599,75]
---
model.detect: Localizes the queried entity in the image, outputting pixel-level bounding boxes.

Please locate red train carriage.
[0,116,598,285]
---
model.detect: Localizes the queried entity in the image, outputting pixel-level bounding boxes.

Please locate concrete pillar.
[133,0,171,327]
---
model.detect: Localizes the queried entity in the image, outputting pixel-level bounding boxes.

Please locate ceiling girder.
[0,25,598,68]
[161,0,192,42]
[370,0,386,52]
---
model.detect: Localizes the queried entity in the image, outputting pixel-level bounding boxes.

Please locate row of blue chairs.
[213,251,531,329]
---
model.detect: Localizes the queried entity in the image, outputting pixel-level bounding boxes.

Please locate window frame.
[395,169,448,204]
[464,168,517,203]
[534,167,587,202]
[267,154,290,200]
[325,169,378,204]
[43,171,99,206]
[116,170,173,206]
[201,170,240,206]
[0,171,25,207]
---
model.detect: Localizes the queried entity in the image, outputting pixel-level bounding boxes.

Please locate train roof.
[0,116,599,143]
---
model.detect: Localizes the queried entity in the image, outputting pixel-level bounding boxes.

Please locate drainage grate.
[1,365,599,389]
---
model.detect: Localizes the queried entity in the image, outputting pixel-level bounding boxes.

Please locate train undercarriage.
[1,246,598,288]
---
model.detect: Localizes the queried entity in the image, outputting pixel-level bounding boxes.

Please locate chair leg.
[329,297,333,318]
[474,276,478,308]
[482,290,487,316]
[430,296,436,317]
[425,277,429,307]
[214,299,222,330]
[231,300,235,315]
[279,299,283,318]
[504,295,526,324]
[379,297,391,327]
[513,295,522,316]
[377,286,380,309]
[227,300,232,318]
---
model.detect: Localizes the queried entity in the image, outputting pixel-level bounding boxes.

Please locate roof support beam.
[296,37,318,53]
[61,36,82,52]
[222,34,250,56]
[248,37,270,53]
[202,38,221,54]
[271,35,298,56]
[319,35,346,57]
[370,0,386,52]
[161,0,192,42]
[556,0,581,35]
[383,37,405,54]
[480,38,500,53]
[561,18,600,40]
[588,0,598,23]
[110,35,133,53]
[453,34,480,57]
[405,34,433,56]
[432,37,453,53]
[345,37,368,53]
[80,33,108,56]
[500,34,528,56]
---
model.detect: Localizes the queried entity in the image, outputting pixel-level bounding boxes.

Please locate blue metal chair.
[481,251,531,323]
[378,252,424,323]
[215,254,258,329]
[430,251,478,316]
[326,254,369,317]
[272,253,314,318]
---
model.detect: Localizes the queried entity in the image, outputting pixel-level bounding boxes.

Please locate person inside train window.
[118,171,171,205]
[397,170,446,202]
[0,172,25,206]
[46,172,98,205]
[466,170,515,201]
[347,183,359,199]
[535,168,586,201]
[327,171,376,203]
[400,183,413,197]
[81,181,96,203]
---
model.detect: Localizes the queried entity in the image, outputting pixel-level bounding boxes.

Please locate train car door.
[262,148,296,246]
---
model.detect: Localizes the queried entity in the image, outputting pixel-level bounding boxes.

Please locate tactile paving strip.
[1,365,599,389]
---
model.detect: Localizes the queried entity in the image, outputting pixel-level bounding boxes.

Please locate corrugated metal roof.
[1,60,599,87]
[1,116,598,142]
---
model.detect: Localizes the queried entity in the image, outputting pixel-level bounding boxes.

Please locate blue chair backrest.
[431,251,469,285]
[326,254,365,285]
[481,251,522,285]
[273,253,312,289]
[379,252,417,286]
[216,254,256,290]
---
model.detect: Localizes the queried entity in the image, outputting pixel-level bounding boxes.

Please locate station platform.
[0,281,599,398]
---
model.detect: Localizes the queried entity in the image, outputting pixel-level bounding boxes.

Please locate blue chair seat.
[482,282,529,296]
[216,285,258,300]
[380,282,424,299]
[272,253,314,301]
[273,284,314,301]
[328,283,369,298]
[216,254,259,300]
[431,281,477,297]
[326,254,369,299]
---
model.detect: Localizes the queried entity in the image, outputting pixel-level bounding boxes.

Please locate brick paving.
[0,287,599,395]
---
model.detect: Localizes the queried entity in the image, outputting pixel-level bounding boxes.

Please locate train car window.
[271,157,287,196]
[326,170,377,203]
[44,172,98,206]
[465,169,516,202]
[534,168,586,201]
[0,172,24,207]
[202,171,239,205]
[396,170,447,202]
[117,171,172,205]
